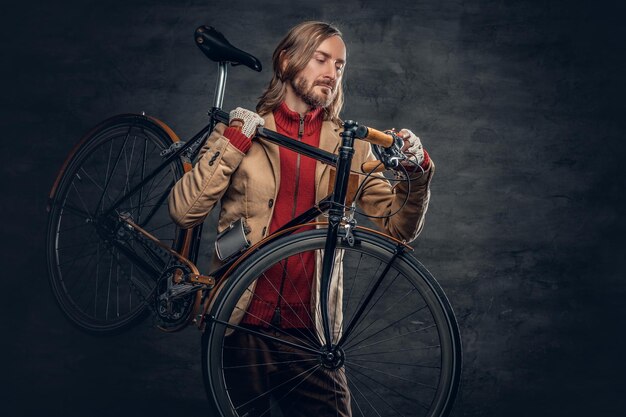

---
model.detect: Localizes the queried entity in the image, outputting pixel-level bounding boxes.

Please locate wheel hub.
[92,214,121,242]
[320,346,345,370]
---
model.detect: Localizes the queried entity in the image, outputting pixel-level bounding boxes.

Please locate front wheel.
[202,228,462,417]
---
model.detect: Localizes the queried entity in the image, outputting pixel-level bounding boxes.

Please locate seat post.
[213,62,228,109]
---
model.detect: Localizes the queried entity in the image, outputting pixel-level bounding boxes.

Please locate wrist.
[420,149,430,170]
[223,127,252,153]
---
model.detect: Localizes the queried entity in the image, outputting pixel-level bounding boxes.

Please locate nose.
[322,61,337,81]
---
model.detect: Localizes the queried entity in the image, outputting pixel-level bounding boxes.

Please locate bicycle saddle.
[195,25,262,72]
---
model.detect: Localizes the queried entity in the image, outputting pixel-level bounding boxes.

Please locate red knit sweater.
[225,103,322,328]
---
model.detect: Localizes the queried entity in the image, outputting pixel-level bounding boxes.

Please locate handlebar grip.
[361,160,386,173]
[355,126,394,148]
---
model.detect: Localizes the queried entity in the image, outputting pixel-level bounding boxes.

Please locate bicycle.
[46,25,462,417]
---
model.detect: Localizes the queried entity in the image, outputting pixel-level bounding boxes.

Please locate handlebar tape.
[354,125,394,148]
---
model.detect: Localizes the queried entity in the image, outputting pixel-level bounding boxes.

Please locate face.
[289,35,346,109]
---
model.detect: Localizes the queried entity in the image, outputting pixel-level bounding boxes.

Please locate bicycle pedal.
[188,274,215,287]
[166,283,202,299]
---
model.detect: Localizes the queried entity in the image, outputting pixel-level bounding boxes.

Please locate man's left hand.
[398,129,425,167]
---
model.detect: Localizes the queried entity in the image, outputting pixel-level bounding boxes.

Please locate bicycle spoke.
[346,378,368,417]
[138,165,171,208]
[344,305,428,352]
[78,166,115,209]
[136,137,148,223]
[342,261,382,337]
[121,136,137,218]
[211,318,321,355]
[349,363,433,410]
[347,364,429,415]
[267,364,321,416]
[139,181,174,227]
[235,300,319,350]
[342,251,364,325]
[349,357,440,370]
[348,287,418,344]
[345,249,404,344]
[349,344,441,358]
[59,201,91,220]
[56,221,91,233]
[105,249,113,319]
[258,365,322,417]
[94,242,100,316]
[345,324,436,353]
[346,373,383,417]
[344,271,403,343]
[276,253,324,342]
[56,238,100,251]
[232,363,321,412]
[345,359,437,390]
[224,344,319,357]
[115,250,121,317]
[95,127,131,213]
[57,245,99,267]
[246,267,321,346]
[332,369,339,417]
[65,246,100,302]
[222,358,318,370]
[105,135,162,216]
[70,181,94,218]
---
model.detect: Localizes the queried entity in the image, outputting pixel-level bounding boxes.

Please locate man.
[169,21,433,417]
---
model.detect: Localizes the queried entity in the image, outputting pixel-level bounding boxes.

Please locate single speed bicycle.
[46,25,462,417]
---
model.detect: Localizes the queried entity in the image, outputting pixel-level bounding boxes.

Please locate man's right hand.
[229,107,265,139]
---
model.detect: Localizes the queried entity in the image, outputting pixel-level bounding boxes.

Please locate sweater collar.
[273,101,324,136]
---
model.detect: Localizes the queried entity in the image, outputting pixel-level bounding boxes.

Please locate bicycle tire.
[202,228,462,417]
[46,114,186,333]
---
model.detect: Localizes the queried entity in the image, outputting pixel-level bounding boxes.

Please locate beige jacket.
[168,113,434,337]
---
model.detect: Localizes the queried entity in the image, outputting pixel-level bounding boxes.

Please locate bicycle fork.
[319,122,358,350]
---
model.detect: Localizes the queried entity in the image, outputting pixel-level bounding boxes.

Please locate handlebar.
[354,125,394,148]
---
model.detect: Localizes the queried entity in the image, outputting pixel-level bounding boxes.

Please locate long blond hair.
[256,21,344,126]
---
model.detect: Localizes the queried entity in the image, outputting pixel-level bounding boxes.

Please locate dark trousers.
[223,326,351,417]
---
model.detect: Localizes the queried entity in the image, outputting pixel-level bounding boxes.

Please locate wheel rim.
[205,230,461,417]
[48,120,183,331]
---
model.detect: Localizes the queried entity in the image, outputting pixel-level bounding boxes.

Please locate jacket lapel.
[259,114,281,193]
[315,121,341,201]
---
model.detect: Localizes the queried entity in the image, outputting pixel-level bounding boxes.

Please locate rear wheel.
[46,115,186,333]
[202,228,462,417]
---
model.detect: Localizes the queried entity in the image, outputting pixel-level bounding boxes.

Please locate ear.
[278,50,288,78]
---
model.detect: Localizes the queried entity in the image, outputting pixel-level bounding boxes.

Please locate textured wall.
[2,0,625,416]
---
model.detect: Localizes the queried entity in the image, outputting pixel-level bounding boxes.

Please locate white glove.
[399,128,424,166]
[229,107,265,139]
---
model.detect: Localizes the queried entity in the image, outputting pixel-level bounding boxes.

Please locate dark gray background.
[2,0,625,416]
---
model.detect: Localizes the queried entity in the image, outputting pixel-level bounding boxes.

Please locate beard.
[290,77,335,109]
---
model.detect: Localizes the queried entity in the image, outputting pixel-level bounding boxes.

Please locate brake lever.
[372,130,406,169]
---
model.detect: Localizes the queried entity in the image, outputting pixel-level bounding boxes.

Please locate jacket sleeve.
[357,145,435,243]
[168,123,245,228]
